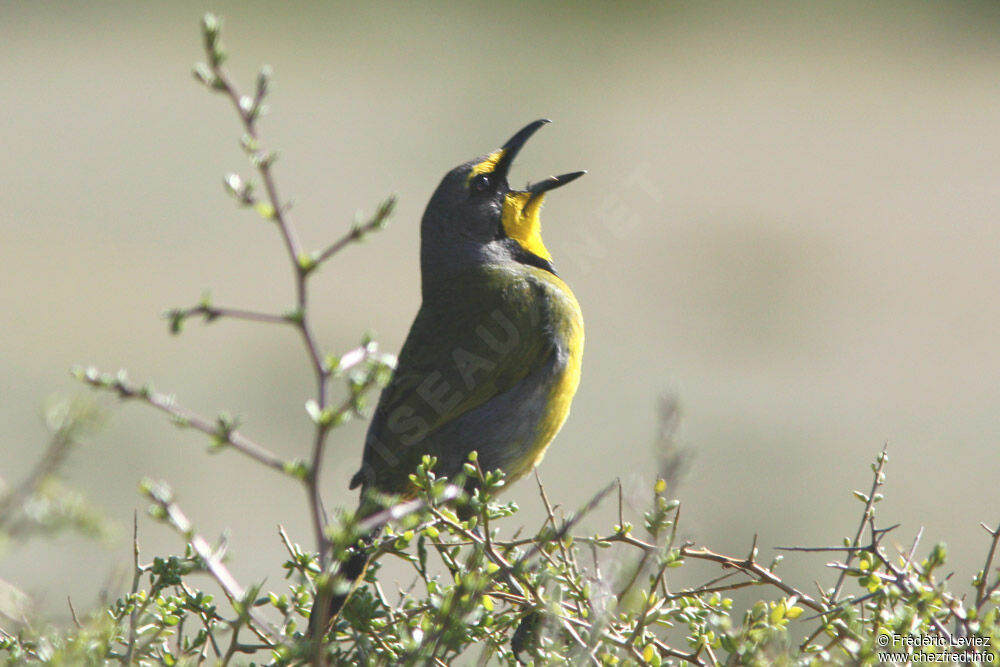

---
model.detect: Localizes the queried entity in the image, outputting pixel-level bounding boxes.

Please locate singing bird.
[316,119,584,630]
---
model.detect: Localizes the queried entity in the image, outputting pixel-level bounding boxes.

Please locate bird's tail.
[307,526,380,639]
[328,544,369,617]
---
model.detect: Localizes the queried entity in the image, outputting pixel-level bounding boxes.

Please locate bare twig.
[124,512,142,665]
[976,521,1000,610]
[75,368,287,473]
[313,199,396,267]
[521,480,617,564]
[680,543,825,613]
[67,597,82,629]
[167,304,290,329]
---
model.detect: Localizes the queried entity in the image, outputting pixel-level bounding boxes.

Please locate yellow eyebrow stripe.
[466,149,505,184]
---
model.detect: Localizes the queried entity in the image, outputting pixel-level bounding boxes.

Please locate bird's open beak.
[526,169,587,193]
[493,119,586,206]
[493,121,585,264]
[493,119,551,181]
[524,170,586,209]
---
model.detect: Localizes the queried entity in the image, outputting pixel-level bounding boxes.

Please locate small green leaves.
[296,252,316,273]
[660,548,684,568]
[238,95,254,115]
[198,291,214,316]
[283,458,310,481]
[256,65,271,100]
[210,411,241,450]
[349,196,397,242]
[25,440,1000,664]
[254,201,275,220]
[374,195,397,227]
[305,399,346,428]
[249,149,277,170]
[282,307,304,325]
[239,133,258,154]
[192,62,214,87]
[166,308,186,334]
[164,293,242,335]
[231,65,273,123]
[614,522,633,536]
[926,541,948,569]
[304,399,324,425]
[140,477,173,507]
[201,13,226,69]
[223,172,255,205]
[73,365,134,399]
[852,488,883,505]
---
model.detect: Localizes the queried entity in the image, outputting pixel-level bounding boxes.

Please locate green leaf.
[254,201,275,220]
[192,62,213,86]
[297,253,316,273]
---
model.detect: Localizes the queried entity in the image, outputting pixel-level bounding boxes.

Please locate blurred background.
[4,0,1000,623]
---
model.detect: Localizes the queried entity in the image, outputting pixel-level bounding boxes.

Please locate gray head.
[419,119,585,290]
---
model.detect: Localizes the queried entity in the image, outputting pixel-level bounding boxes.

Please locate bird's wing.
[352,268,555,492]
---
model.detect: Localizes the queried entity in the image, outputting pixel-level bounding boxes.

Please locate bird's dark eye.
[471,173,492,194]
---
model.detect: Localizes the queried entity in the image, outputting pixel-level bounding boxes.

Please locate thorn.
[68,596,82,629]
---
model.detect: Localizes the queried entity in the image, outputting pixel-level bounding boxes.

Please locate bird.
[312,119,584,635]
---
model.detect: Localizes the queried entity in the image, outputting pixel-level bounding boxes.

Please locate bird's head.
[420,119,584,280]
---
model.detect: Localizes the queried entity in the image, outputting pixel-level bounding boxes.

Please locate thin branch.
[0,398,99,530]
[75,368,287,473]
[358,486,461,536]
[124,512,142,665]
[205,65,303,268]
[520,480,617,564]
[976,521,1000,609]
[680,543,825,613]
[776,544,871,553]
[168,304,290,328]
[191,20,398,596]
[832,446,888,601]
[145,483,283,645]
[67,597,82,629]
[313,198,396,267]
[200,23,336,582]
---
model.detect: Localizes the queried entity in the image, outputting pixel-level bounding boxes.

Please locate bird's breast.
[476,263,584,482]
[518,268,584,477]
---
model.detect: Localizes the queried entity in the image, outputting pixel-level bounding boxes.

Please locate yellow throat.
[469,149,553,263]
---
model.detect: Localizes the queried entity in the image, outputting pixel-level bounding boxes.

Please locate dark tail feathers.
[307,539,371,639]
